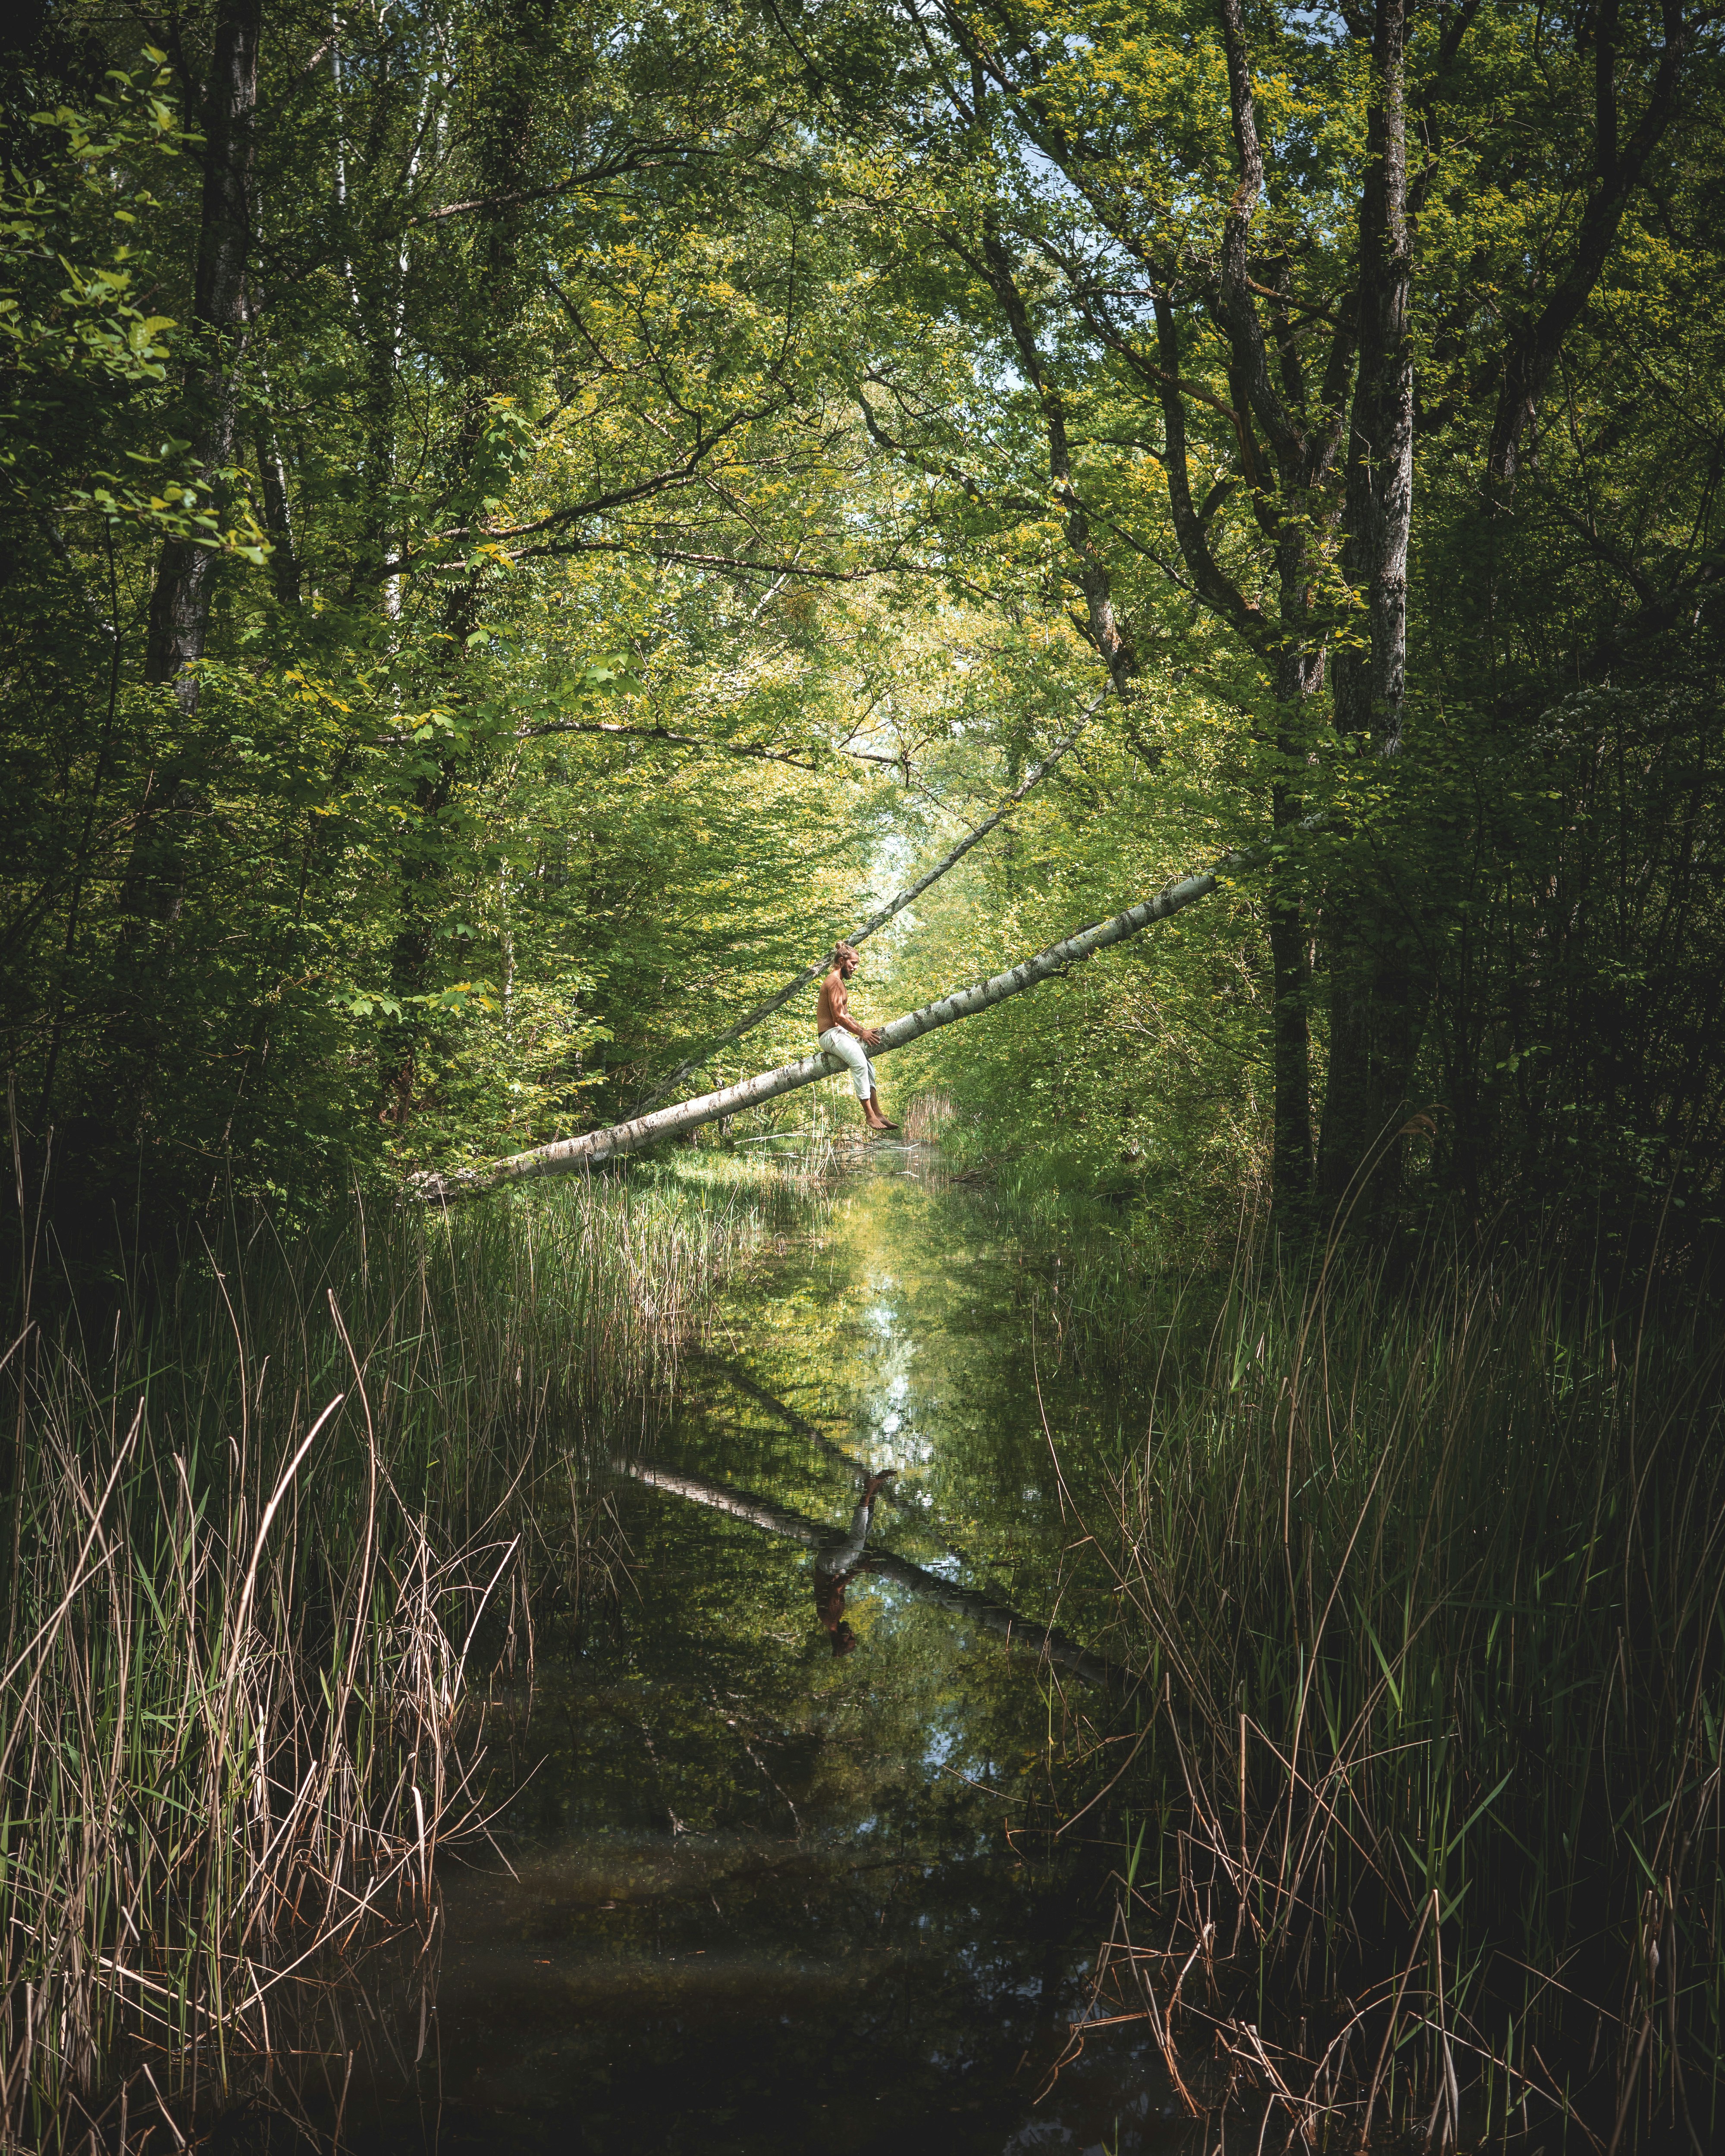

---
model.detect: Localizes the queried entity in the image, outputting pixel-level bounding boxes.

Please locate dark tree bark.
[1195,0,1362,1220]
[143,0,261,692]
[120,0,262,937]
[1330,0,1413,758]
[1317,0,1420,1221]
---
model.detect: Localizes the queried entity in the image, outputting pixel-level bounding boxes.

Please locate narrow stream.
[352,1149,1171,2154]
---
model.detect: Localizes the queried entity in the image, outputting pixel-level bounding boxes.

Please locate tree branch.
[1486,0,1688,497]
[373,716,831,769]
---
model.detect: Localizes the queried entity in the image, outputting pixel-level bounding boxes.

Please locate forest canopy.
[3,0,1722,1245]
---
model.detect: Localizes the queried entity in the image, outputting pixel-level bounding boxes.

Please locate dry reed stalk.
[1023,1225,1725,2150]
[0,1159,778,2148]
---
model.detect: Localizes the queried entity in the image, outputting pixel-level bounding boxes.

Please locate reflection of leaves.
[696,1171,1124,1638]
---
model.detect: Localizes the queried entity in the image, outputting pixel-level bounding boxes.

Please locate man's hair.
[829,941,859,968]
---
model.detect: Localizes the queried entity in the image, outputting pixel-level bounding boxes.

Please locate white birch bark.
[415,832,1270,1201]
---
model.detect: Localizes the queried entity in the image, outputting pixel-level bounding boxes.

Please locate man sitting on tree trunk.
[816,942,899,1133]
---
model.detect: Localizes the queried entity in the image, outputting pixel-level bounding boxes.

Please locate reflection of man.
[816,943,899,1133]
[813,1470,896,1655]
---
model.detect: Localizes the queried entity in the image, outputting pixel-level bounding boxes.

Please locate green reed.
[0,1162,783,2150]
[1022,1222,1725,2150]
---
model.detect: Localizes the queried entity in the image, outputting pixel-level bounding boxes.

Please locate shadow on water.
[332,1144,1176,2156]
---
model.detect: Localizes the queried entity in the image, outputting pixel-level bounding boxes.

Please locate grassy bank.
[0,1160,793,2151]
[1007,1207,1725,2149]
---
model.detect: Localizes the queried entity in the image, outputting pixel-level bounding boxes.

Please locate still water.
[353,1150,1170,2154]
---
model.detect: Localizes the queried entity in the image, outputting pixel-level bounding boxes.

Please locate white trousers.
[819,1026,876,1100]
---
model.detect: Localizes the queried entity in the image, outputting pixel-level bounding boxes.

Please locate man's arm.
[827,971,883,1048]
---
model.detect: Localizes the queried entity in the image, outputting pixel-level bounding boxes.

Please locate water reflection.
[616,1454,1116,1688]
[332,1153,1165,2154]
[814,1468,896,1655]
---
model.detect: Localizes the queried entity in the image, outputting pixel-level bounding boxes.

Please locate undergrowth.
[0,1161,787,2150]
[1024,1222,1725,2151]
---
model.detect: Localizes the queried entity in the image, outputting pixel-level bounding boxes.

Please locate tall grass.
[1032,1231,1725,2150]
[0,1163,784,2150]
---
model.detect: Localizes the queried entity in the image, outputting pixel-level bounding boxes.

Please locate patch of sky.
[922,1724,959,1770]
[1288,3,1354,50]
[1006,130,1093,219]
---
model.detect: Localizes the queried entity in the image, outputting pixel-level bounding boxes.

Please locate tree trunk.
[1318,0,1421,1226]
[254,348,299,607]
[143,0,261,694]
[1484,0,1686,501]
[123,0,261,937]
[416,834,1273,1197]
[378,21,536,1122]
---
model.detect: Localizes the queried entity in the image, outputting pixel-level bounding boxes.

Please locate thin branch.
[373,715,829,770]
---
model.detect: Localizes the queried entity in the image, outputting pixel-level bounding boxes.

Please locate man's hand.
[864,1026,885,1049]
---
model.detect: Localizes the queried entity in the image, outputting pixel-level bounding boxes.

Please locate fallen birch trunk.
[414,832,1270,1201]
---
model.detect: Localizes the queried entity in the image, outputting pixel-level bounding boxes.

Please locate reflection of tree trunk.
[697,1358,901,1501]
[696,1359,984,1559]
[1319,0,1418,1225]
[616,1458,1116,1689]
